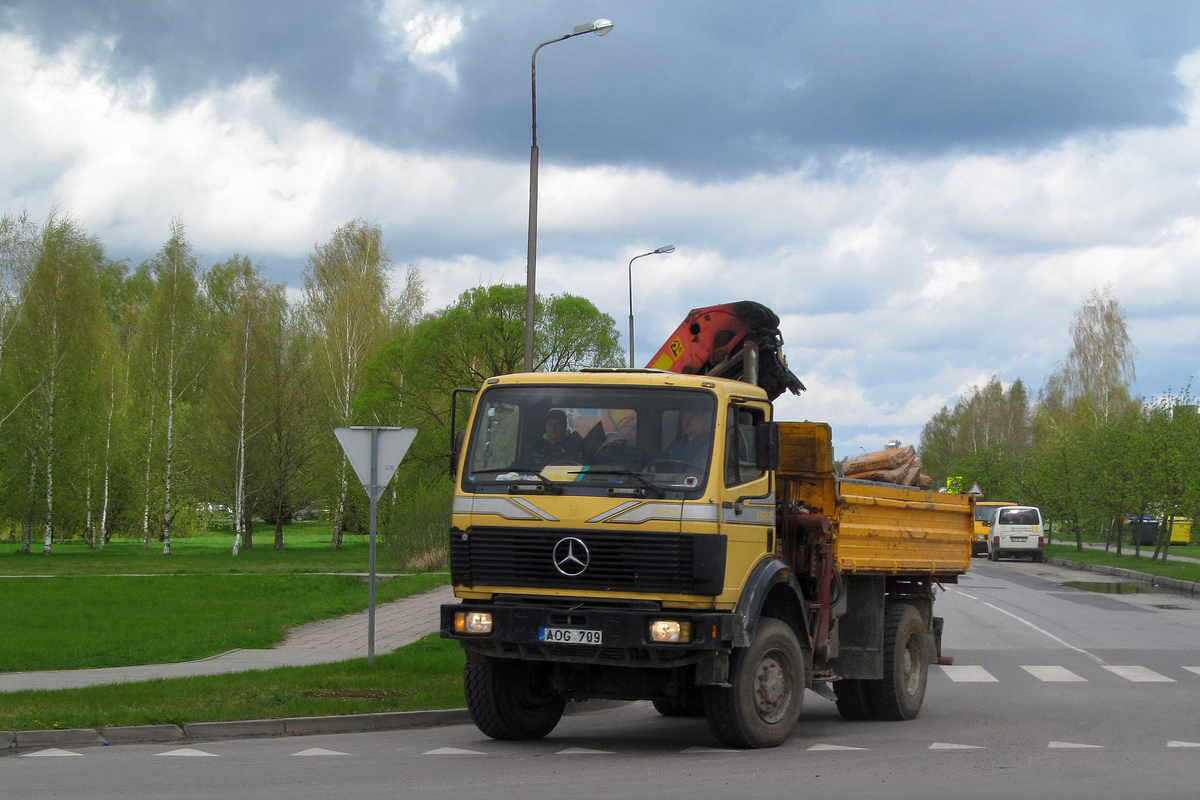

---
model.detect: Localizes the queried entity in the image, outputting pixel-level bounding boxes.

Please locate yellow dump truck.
[440,368,972,748]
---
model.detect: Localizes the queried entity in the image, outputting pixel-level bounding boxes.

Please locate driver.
[665,408,711,472]
[534,409,584,465]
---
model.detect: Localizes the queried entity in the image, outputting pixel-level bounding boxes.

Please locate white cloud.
[377,0,466,85]
[4,32,1200,451]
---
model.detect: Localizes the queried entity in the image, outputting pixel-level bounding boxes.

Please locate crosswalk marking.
[1048,741,1103,749]
[1102,666,1175,683]
[556,747,613,755]
[292,747,349,756]
[424,746,485,755]
[929,742,984,750]
[1168,741,1200,748]
[21,748,82,757]
[939,665,997,682]
[808,743,866,751]
[1021,665,1086,682]
[158,747,218,757]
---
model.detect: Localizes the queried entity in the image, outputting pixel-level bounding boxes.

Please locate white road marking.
[680,746,741,754]
[1048,741,1103,749]
[938,665,998,682]
[954,591,979,600]
[556,747,613,755]
[1021,665,1087,682]
[982,602,1105,663]
[1103,666,1175,683]
[808,743,866,751]
[20,748,82,757]
[424,747,485,755]
[292,747,349,756]
[1168,741,1200,748]
[929,742,984,750]
[1183,667,1200,677]
[157,747,218,757]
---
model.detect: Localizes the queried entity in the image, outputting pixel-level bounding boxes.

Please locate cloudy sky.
[3,1,1200,456]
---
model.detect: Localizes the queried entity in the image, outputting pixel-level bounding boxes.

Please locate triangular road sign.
[335,427,417,501]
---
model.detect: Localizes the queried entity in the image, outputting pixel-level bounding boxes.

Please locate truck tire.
[866,603,930,721]
[703,618,805,748]
[464,657,566,740]
[833,679,875,721]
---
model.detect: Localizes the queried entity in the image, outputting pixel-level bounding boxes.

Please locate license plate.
[539,627,603,645]
[1010,536,1027,542]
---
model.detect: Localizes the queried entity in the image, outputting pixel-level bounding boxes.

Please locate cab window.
[725,406,766,486]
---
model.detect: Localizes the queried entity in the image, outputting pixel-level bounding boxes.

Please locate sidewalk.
[0,584,454,694]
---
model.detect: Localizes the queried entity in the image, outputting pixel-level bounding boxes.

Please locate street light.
[627,245,675,368]
[524,19,614,373]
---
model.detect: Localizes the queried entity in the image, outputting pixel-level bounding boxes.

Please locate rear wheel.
[833,678,875,721]
[704,618,805,748]
[1033,551,1045,563]
[866,604,930,721]
[464,657,566,740]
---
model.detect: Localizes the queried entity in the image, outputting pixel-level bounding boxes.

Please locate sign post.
[334,426,418,664]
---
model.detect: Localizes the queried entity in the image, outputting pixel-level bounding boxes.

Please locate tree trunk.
[142,396,155,549]
[99,364,114,550]
[42,353,55,556]
[274,513,284,552]
[332,457,347,550]
[162,330,175,555]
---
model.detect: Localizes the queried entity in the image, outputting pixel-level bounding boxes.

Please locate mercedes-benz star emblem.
[552,537,590,577]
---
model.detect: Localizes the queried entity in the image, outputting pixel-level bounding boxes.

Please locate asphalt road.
[5,559,1200,800]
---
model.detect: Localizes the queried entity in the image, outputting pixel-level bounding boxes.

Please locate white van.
[987,506,1045,562]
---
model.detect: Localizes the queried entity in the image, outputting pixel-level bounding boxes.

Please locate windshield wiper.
[570,468,665,498]
[470,467,562,495]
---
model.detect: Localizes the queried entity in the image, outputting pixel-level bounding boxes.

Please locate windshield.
[462,385,716,496]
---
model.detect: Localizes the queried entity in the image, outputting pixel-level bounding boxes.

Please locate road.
[5,559,1200,799]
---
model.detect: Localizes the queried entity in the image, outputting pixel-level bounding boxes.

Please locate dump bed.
[777,422,972,579]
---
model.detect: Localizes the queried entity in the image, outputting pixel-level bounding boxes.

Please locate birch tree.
[303,220,392,550]
[200,255,275,555]
[134,219,208,555]
[7,215,106,553]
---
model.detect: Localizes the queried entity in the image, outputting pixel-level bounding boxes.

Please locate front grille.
[450,527,725,596]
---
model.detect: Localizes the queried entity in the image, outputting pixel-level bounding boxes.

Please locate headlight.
[648,620,692,643]
[454,611,493,635]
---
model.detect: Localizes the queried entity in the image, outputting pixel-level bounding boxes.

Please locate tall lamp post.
[627,245,675,368]
[524,18,614,373]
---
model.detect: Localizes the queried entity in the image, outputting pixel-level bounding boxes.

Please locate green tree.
[5,215,107,553]
[132,219,209,554]
[303,220,392,550]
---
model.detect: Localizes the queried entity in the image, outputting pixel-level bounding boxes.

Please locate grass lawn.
[0,571,448,672]
[0,523,409,576]
[0,634,466,731]
[1046,543,1200,585]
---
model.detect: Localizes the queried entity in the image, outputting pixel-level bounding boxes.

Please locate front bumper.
[440,600,739,667]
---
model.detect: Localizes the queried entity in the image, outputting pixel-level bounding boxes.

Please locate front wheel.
[866,603,931,721]
[704,618,805,748]
[464,657,566,740]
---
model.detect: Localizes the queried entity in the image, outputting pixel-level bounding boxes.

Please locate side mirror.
[451,428,467,476]
[755,421,779,471]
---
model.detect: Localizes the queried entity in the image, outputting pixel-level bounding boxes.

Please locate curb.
[2,699,629,754]
[1048,557,1200,597]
